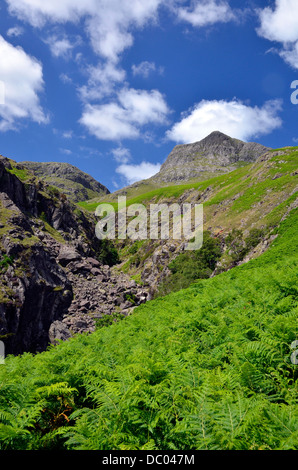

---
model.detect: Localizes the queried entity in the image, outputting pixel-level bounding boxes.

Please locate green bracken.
[0,207,296,450]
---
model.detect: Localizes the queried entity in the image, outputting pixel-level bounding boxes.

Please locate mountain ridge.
[20,160,110,203]
[101,131,271,201]
[155,131,270,183]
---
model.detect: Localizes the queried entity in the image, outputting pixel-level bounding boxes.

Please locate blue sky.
[0,0,297,192]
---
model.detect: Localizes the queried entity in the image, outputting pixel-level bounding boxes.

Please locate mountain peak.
[200,130,233,144]
[152,132,270,184]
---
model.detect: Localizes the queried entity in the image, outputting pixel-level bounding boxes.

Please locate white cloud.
[279,42,298,69]
[257,0,298,69]
[166,98,282,144]
[45,33,81,59]
[257,0,298,43]
[86,1,162,62]
[80,103,139,141]
[118,88,170,126]
[0,35,48,131]
[7,25,24,37]
[6,0,163,62]
[80,88,170,141]
[5,0,94,27]
[177,0,236,27]
[60,73,73,84]
[62,130,73,139]
[111,147,131,163]
[116,161,161,184]
[79,62,126,101]
[132,61,164,78]
[60,148,72,155]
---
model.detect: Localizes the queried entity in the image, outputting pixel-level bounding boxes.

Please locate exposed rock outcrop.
[21,161,110,203]
[0,156,148,355]
[153,131,269,183]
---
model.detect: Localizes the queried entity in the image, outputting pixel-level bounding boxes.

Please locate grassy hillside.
[79,147,297,288]
[79,147,297,221]
[0,207,297,450]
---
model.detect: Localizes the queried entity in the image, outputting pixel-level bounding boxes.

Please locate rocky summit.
[106,131,271,199]
[150,131,270,184]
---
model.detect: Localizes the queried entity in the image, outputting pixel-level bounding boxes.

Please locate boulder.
[57,246,81,266]
[49,321,72,344]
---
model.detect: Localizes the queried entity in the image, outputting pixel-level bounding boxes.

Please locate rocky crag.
[0,156,148,355]
[21,161,110,203]
[101,131,270,200]
[150,131,270,184]
[111,146,297,296]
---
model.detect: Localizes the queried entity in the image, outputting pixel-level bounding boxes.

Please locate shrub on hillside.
[156,231,222,296]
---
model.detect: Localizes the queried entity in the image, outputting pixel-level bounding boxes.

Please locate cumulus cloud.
[0,35,48,131]
[80,88,170,141]
[6,0,162,62]
[257,0,298,69]
[79,62,126,101]
[118,88,170,126]
[279,43,298,69]
[116,161,161,185]
[80,103,138,141]
[166,98,282,143]
[177,0,236,27]
[5,0,94,27]
[257,0,298,43]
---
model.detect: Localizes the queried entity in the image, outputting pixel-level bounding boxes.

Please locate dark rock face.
[153,131,269,183]
[0,156,149,355]
[1,247,72,355]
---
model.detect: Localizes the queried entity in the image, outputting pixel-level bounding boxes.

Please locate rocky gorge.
[0,155,148,355]
[1,131,296,357]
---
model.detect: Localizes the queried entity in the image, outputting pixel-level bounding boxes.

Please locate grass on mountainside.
[0,207,297,451]
[6,166,30,182]
[77,149,297,234]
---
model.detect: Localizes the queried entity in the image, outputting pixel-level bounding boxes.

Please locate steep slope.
[1,140,296,353]
[0,206,296,450]
[87,145,297,296]
[154,130,270,184]
[96,131,270,202]
[21,161,110,203]
[0,155,147,355]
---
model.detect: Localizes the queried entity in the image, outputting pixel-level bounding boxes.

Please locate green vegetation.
[80,148,296,247]
[6,165,30,182]
[0,208,297,450]
[95,311,126,329]
[157,231,222,296]
[97,239,120,267]
[0,254,14,272]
